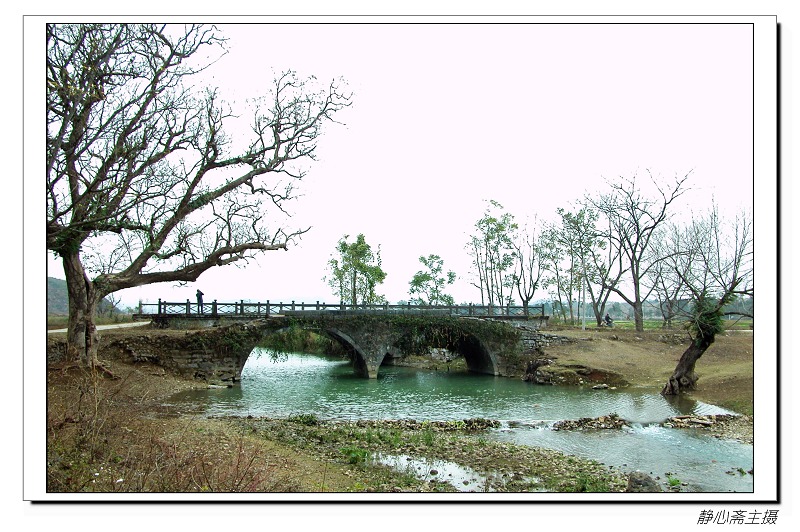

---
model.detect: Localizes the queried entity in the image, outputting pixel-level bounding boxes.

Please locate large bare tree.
[662,206,753,395]
[46,24,351,368]
[588,171,690,332]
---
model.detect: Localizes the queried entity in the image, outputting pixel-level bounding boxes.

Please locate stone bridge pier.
[322,324,398,379]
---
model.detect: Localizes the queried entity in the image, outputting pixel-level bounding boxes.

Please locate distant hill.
[47,277,119,315]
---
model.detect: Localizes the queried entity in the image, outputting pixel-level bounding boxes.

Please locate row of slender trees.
[465,173,753,394]
[466,174,753,332]
[322,171,754,339]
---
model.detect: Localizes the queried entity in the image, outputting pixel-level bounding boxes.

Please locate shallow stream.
[167,349,753,492]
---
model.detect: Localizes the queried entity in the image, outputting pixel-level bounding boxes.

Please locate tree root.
[47,360,119,380]
[47,361,82,374]
[92,362,120,380]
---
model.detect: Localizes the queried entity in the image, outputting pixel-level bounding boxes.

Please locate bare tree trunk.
[62,252,102,368]
[350,269,357,306]
[662,337,713,395]
[634,305,645,332]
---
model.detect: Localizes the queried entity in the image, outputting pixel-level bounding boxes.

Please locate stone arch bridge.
[109,314,567,384]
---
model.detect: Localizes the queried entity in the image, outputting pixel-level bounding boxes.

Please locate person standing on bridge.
[196,289,204,314]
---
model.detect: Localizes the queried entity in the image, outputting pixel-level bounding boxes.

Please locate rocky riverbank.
[231,415,630,492]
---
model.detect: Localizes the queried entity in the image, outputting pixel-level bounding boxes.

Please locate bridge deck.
[132,300,548,322]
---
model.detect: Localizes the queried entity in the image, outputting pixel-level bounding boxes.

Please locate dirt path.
[47,321,152,334]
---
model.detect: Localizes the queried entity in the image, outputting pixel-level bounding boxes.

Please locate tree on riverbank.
[46,24,351,369]
[510,218,546,317]
[662,206,753,395]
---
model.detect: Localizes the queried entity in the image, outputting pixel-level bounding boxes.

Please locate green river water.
[167,348,754,492]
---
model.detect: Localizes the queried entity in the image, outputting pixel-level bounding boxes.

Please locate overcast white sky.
[46,21,758,308]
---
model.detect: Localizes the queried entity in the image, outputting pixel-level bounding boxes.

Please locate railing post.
[212,300,218,317]
[266,300,270,317]
[186,299,191,314]
[239,300,244,315]
[292,300,296,311]
[138,300,143,314]
[158,298,162,315]
[279,302,284,314]
[316,301,320,311]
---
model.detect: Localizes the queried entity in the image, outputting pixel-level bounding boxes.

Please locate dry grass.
[46,362,356,493]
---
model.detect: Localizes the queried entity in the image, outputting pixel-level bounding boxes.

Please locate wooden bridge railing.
[135,300,547,320]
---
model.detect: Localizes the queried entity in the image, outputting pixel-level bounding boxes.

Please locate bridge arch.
[242,322,392,379]
[247,318,505,379]
[443,332,499,376]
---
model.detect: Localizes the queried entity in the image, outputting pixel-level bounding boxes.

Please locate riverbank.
[45,325,754,494]
[539,326,754,416]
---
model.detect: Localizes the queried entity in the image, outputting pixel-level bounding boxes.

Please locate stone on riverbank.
[552,414,627,431]
[626,471,662,492]
[663,414,753,445]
